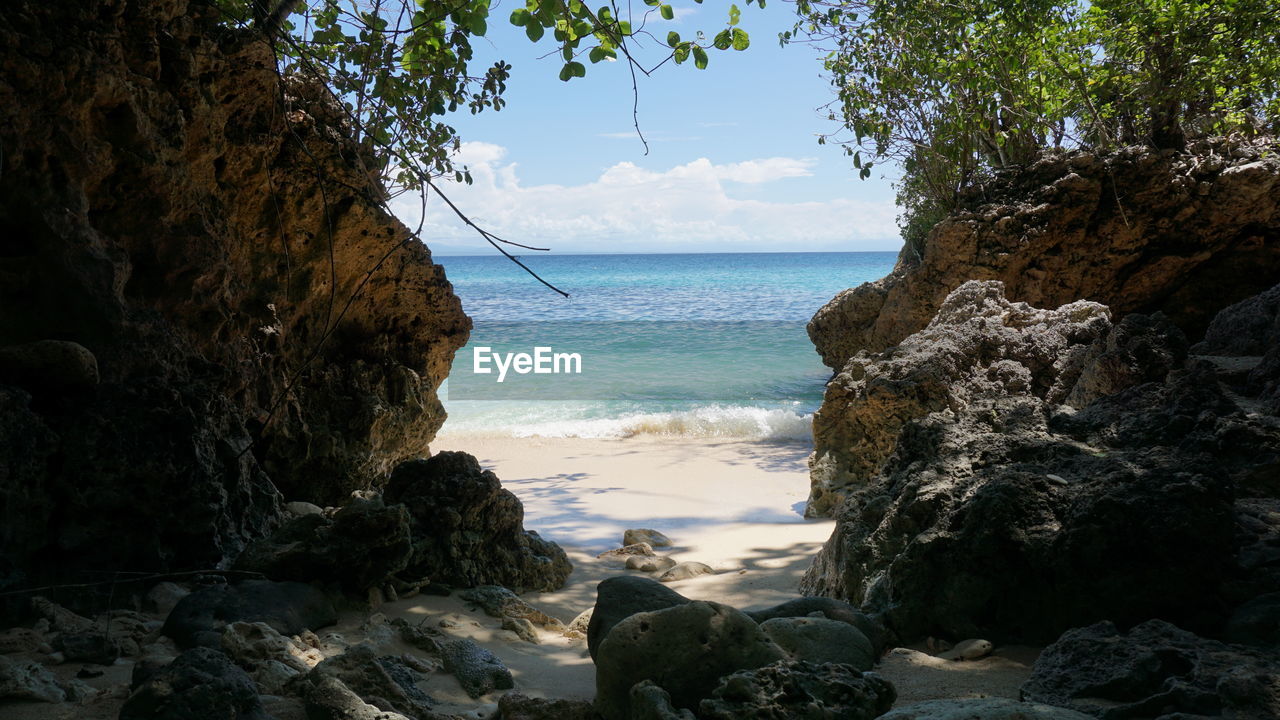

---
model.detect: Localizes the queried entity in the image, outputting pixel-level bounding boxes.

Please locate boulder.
[384,452,571,592]
[438,638,514,698]
[220,621,321,683]
[119,647,268,720]
[162,580,336,649]
[302,675,413,720]
[1022,619,1280,719]
[587,576,691,661]
[460,585,565,631]
[801,284,1280,642]
[879,698,1093,719]
[497,692,597,720]
[758,616,875,670]
[1062,312,1187,408]
[806,280,1111,517]
[233,495,413,595]
[0,654,65,703]
[697,660,896,720]
[744,597,892,656]
[309,644,432,718]
[593,600,785,720]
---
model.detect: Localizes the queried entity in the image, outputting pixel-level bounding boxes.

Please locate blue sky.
[389,0,904,255]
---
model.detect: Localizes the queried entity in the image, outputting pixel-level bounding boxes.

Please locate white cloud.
[394,142,899,253]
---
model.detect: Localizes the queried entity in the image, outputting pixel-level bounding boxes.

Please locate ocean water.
[434,252,897,440]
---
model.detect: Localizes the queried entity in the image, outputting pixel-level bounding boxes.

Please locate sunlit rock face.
[809,140,1280,372]
[0,0,469,588]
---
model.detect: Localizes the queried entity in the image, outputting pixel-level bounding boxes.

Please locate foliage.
[787,0,1280,255]
[215,0,760,194]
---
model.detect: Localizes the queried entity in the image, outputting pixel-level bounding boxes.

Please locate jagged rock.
[626,555,677,573]
[460,585,565,631]
[438,638,514,698]
[220,621,321,679]
[163,580,336,649]
[597,543,656,564]
[0,340,99,390]
[30,596,95,633]
[302,675,413,720]
[744,597,892,656]
[758,616,875,670]
[0,626,49,654]
[593,600,785,720]
[0,0,469,590]
[1022,620,1280,719]
[503,617,539,643]
[802,284,1280,642]
[0,654,65,703]
[309,644,433,718]
[658,562,714,582]
[630,680,695,720]
[697,660,896,720]
[119,647,268,720]
[233,495,413,595]
[809,142,1280,373]
[1194,281,1280,412]
[1062,312,1188,408]
[54,631,136,663]
[383,452,571,592]
[879,698,1093,719]
[587,576,691,661]
[497,692,597,720]
[1226,592,1280,647]
[807,280,1111,517]
[623,529,672,548]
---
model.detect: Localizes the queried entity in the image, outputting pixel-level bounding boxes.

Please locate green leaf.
[674,44,690,63]
[713,29,731,50]
[509,8,530,26]
[692,45,708,69]
[569,60,586,77]
[525,21,544,41]
[667,31,681,47]
[731,27,749,50]
[558,62,574,81]
[660,4,674,20]
[728,3,740,26]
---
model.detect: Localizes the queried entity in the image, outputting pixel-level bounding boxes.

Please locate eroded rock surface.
[698,660,896,720]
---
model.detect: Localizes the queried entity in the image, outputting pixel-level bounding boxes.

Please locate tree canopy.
[787,0,1280,256]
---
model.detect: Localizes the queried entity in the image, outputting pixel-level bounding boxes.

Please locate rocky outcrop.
[810,140,1280,371]
[0,0,469,588]
[120,647,268,720]
[1192,282,1280,414]
[801,282,1280,643]
[162,580,336,649]
[1022,620,1280,719]
[384,452,572,593]
[697,660,896,720]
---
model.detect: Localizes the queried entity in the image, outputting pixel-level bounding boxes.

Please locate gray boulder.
[759,616,875,670]
[162,580,336,649]
[438,638,514,698]
[587,576,691,661]
[698,660,896,720]
[745,597,892,656]
[593,600,785,720]
[119,647,268,720]
[1022,619,1280,719]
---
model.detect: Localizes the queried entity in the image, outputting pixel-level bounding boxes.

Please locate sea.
[434,251,897,441]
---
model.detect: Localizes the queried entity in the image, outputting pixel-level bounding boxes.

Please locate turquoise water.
[435,252,897,439]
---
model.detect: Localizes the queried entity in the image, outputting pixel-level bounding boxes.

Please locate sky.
[386,0,904,255]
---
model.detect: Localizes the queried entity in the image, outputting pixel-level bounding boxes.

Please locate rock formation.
[802,281,1280,643]
[0,0,469,589]
[810,140,1280,371]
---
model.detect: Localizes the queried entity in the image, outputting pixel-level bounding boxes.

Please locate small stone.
[626,555,678,573]
[596,543,655,563]
[0,654,66,703]
[285,501,324,516]
[937,638,993,660]
[623,529,673,548]
[502,617,539,644]
[658,562,714,582]
[439,638,514,698]
[1045,473,1069,486]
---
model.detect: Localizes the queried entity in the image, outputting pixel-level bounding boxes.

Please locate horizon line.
[431,248,903,258]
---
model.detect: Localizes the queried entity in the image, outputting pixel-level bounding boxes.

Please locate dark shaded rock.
[587,576,691,661]
[807,280,1111,517]
[745,597,893,656]
[758,616,875,670]
[1226,592,1280,646]
[310,644,432,718]
[880,698,1093,719]
[630,680,695,720]
[233,496,413,595]
[54,631,134,664]
[802,283,1280,643]
[0,654,65,703]
[384,452,571,592]
[1022,620,1280,719]
[1193,282,1280,357]
[0,0,469,591]
[1062,312,1188,408]
[497,692,598,720]
[438,638,513,698]
[302,674,413,720]
[119,647,268,720]
[697,660,896,720]
[163,580,336,649]
[809,141,1280,373]
[593,600,785,720]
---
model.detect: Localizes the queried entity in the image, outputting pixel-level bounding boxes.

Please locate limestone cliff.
[810,140,1280,371]
[0,0,470,589]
